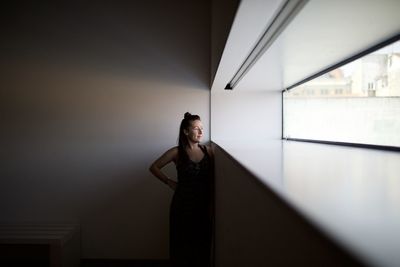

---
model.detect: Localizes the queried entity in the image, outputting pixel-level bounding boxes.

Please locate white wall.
[210,1,400,266]
[211,90,282,142]
[211,0,283,143]
[0,0,210,259]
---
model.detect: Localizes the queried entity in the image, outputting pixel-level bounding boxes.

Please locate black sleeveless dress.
[170,145,213,267]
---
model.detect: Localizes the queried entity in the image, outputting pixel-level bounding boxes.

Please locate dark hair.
[178,112,201,162]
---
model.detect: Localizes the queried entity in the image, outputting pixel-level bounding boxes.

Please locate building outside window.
[283,40,400,148]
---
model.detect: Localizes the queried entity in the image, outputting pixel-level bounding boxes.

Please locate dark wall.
[211,0,240,83]
[0,0,211,259]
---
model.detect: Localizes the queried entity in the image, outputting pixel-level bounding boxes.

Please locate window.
[283,39,400,148]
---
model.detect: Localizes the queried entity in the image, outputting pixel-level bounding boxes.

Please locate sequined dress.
[170,145,213,267]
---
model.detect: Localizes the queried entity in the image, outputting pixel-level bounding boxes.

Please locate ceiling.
[212,0,400,92]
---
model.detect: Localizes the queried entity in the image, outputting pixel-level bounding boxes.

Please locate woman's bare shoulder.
[164,146,179,157]
[167,146,179,163]
[166,146,178,152]
[152,146,179,167]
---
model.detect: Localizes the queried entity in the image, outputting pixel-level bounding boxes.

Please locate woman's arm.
[149,147,178,190]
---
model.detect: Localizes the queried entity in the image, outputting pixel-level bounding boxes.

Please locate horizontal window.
[283,39,400,148]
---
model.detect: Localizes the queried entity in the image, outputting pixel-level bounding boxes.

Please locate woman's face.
[185,120,203,143]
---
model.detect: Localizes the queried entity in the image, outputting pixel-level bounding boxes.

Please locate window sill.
[212,139,400,267]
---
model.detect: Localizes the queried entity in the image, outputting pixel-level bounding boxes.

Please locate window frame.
[282,33,400,152]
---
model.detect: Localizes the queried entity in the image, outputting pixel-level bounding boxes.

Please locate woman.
[149,112,214,267]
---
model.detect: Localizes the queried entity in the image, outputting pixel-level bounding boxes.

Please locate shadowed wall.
[0,0,210,259]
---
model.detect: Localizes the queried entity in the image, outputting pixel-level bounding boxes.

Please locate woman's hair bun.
[184,112,192,119]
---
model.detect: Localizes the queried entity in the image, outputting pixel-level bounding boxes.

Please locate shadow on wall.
[79,163,173,258]
[0,0,210,259]
[1,0,210,88]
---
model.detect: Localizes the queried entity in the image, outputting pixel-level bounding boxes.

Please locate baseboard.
[81,258,171,267]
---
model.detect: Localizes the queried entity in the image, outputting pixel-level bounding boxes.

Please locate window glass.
[283,40,400,147]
